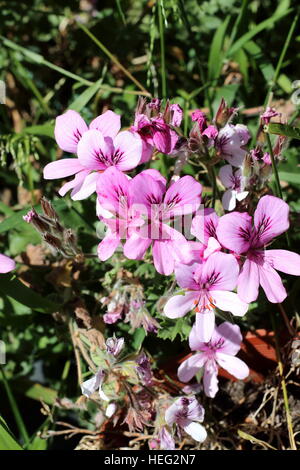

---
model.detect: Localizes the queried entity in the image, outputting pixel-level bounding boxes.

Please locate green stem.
[264,10,299,107]
[270,316,297,450]
[265,132,290,247]
[158,1,167,99]
[0,367,30,446]
[76,21,149,95]
[265,132,282,199]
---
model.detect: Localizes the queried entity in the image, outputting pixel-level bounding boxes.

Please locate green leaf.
[226,9,292,57]
[69,80,103,113]
[27,435,47,450]
[0,275,60,313]
[267,122,300,140]
[279,172,300,185]
[132,328,146,350]
[157,316,192,342]
[22,123,54,138]
[208,15,230,81]
[13,380,58,405]
[0,416,23,450]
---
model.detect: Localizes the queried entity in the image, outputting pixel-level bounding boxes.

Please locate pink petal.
[97,231,120,261]
[55,110,88,153]
[259,263,287,303]
[216,352,249,380]
[113,131,143,171]
[195,310,215,343]
[139,169,167,188]
[164,175,202,217]
[174,262,202,290]
[189,322,206,351]
[183,422,207,443]
[123,232,151,260]
[216,211,252,254]
[264,249,300,276]
[71,172,99,200]
[222,189,237,211]
[58,169,90,197]
[203,252,239,291]
[0,254,16,273]
[152,240,175,275]
[170,103,183,127]
[139,141,153,163]
[237,258,260,303]
[177,353,205,382]
[89,110,121,138]
[219,164,234,188]
[191,208,219,245]
[163,291,198,319]
[203,361,219,398]
[43,158,84,179]
[253,195,289,246]
[77,129,111,170]
[212,291,248,317]
[152,121,178,154]
[131,173,164,210]
[96,166,131,216]
[215,322,242,356]
[203,237,221,259]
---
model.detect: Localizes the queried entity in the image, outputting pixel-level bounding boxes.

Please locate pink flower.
[219,164,248,211]
[164,252,248,342]
[158,427,175,450]
[178,322,249,398]
[261,107,280,124]
[262,152,272,165]
[81,369,109,401]
[191,109,207,130]
[191,208,221,259]
[96,167,147,261]
[122,173,202,275]
[105,336,124,357]
[44,109,142,200]
[170,103,183,127]
[0,254,16,273]
[165,396,207,443]
[132,108,179,157]
[215,124,250,167]
[216,195,300,303]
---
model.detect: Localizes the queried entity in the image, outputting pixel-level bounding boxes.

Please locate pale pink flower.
[158,427,175,450]
[44,109,142,200]
[0,254,16,273]
[215,124,250,167]
[165,396,207,443]
[164,252,248,342]
[170,103,183,127]
[261,107,280,124]
[81,369,109,401]
[216,195,300,303]
[122,172,202,275]
[105,336,124,357]
[178,322,249,398]
[219,164,248,211]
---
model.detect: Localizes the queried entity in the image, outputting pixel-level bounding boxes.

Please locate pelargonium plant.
[5,96,300,451]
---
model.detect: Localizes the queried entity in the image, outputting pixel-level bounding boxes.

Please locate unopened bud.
[214,98,238,128]
[40,198,59,220]
[43,233,62,251]
[23,208,51,234]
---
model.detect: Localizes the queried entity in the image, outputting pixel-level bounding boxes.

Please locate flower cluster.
[13,97,298,450]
